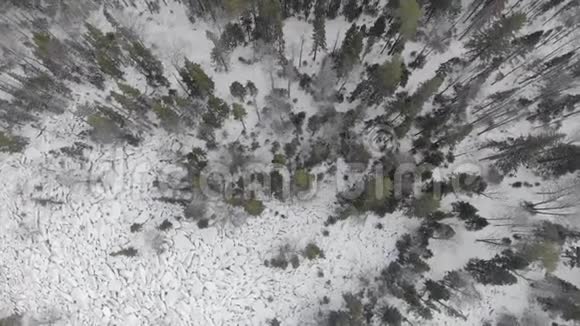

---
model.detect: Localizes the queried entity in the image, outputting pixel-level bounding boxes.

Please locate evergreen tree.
[311,0,327,61]
[230,81,247,101]
[220,23,246,51]
[84,23,125,79]
[466,13,527,61]
[368,15,387,38]
[335,24,364,76]
[382,305,403,326]
[350,55,403,103]
[465,258,517,285]
[232,103,248,131]
[398,0,422,40]
[179,59,215,98]
[254,0,285,56]
[326,0,341,18]
[342,0,361,22]
[481,133,563,174]
[203,95,230,128]
[424,279,451,302]
[128,41,169,88]
[536,143,580,177]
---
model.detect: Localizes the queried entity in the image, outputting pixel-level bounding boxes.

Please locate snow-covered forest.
[0,0,579,325]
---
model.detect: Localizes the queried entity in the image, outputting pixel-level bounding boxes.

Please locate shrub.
[290,254,300,268]
[0,132,28,153]
[110,247,138,257]
[244,199,265,216]
[130,223,143,233]
[272,153,286,165]
[304,243,324,260]
[158,219,173,231]
[196,219,209,229]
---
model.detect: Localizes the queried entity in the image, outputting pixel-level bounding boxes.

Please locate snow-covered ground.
[0,0,579,325]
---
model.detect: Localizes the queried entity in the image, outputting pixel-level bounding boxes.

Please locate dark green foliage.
[179,59,215,98]
[220,23,246,50]
[203,96,230,128]
[187,147,208,172]
[482,133,563,174]
[466,13,526,61]
[342,0,361,22]
[397,0,422,39]
[465,258,517,285]
[326,294,365,326]
[0,132,28,153]
[11,73,71,114]
[197,219,210,228]
[244,199,265,216]
[152,99,180,130]
[528,94,580,124]
[342,176,398,216]
[451,201,488,231]
[128,41,169,87]
[425,279,451,302]
[382,305,402,326]
[130,223,143,233]
[536,144,580,177]
[326,0,342,18]
[110,247,138,257]
[230,81,247,100]
[158,219,173,231]
[304,242,324,260]
[350,56,403,104]
[311,0,327,61]
[253,0,285,53]
[563,246,580,268]
[245,80,258,97]
[368,15,386,37]
[335,24,364,76]
[535,276,580,322]
[534,221,580,245]
[84,23,125,79]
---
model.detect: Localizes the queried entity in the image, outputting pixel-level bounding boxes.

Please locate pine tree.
[230,81,247,101]
[335,24,363,76]
[311,0,327,61]
[232,103,248,131]
[382,305,403,326]
[398,0,422,40]
[466,13,527,61]
[84,23,125,79]
[481,133,563,174]
[128,41,169,88]
[326,0,341,18]
[179,60,215,99]
[342,0,361,22]
[203,95,230,128]
[254,0,285,57]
